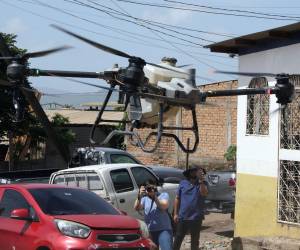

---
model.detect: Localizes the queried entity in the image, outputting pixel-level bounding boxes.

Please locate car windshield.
[29,188,119,216]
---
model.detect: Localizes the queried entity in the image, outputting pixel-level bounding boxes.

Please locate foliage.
[51,113,76,146]
[0,33,27,140]
[224,145,236,162]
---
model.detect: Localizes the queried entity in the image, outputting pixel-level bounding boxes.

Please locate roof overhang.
[206,22,300,55]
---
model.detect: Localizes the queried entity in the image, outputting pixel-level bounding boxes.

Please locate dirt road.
[181,213,233,250]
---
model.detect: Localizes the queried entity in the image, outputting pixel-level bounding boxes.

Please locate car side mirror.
[10,208,32,221]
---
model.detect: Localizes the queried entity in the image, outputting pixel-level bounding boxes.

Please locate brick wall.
[126,80,237,169]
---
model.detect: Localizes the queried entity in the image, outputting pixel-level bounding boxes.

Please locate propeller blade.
[23,45,72,59]
[52,25,187,75]
[214,70,278,78]
[0,56,16,60]
[0,79,13,87]
[177,64,193,68]
[54,76,121,92]
[51,24,132,59]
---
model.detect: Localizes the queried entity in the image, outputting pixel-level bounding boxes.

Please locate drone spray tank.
[141,57,196,125]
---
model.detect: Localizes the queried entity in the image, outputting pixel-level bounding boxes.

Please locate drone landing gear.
[91,92,200,153]
[129,105,199,153]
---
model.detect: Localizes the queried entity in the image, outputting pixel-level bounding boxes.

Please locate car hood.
[54,214,140,229]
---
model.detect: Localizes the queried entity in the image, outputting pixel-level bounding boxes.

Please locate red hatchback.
[0,184,154,250]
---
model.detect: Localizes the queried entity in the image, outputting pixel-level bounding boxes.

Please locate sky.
[0,0,300,105]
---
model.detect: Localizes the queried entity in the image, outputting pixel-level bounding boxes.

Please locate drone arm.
[28,69,116,80]
[203,87,277,98]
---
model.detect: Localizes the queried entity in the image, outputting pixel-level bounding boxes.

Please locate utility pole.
[185,138,190,170]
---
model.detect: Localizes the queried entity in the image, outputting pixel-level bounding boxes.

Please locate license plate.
[208,175,219,184]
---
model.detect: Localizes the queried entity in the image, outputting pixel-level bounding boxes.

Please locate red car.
[0,184,154,250]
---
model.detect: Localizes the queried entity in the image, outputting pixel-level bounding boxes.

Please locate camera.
[146,186,157,193]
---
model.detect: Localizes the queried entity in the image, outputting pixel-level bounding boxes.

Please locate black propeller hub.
[7,60,27,82]
[119,57,146,91]
[275,74,295,105]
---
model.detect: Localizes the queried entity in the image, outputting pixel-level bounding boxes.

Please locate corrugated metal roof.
[45,109,124,125]
[206,22,300,54]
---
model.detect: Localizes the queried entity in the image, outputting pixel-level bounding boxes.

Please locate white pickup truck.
[49,163,178,219]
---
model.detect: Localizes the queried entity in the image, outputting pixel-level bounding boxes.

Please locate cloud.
[142,9,192,25]
[2,17,28,34]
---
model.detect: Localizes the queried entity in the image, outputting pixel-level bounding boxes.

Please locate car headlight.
[138,220,149,238]
[55,219,91,238]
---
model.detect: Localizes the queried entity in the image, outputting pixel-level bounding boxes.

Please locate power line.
[6,0,182,51]
[65,0,208,47]
[5,0,237,77]
[97,0,237,38]
[114,0,300,21]
[164,0,300,20]
[29,0,210,48]
[105,0,220,77]
[4,0,236,66]
[86,0,215,43]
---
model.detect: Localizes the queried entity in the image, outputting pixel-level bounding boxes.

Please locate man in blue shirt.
[173,165,208,250]
[134,180,172,250]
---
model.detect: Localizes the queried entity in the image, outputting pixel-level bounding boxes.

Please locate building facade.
[208,22,300,238]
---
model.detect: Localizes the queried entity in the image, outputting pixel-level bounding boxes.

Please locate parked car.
[49,164,179,219]
[205,170,236,215]
[0,184,154,250]
[70,147,142,167]
[0,169,60,185]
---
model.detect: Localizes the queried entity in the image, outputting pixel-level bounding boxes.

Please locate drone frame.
[0,25,296,164]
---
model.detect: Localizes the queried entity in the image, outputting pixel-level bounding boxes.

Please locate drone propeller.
[51,24,186,75]
[0,79,12,87]
[177,64,193,68]
[0,45,71,61]
[0,34,71,163]
[214,70,278,78]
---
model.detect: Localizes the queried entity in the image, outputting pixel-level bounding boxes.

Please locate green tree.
[224,145,237,166]
[51,113,76,146]
[0,33,27,140]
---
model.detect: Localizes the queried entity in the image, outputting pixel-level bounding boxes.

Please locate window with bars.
[278,160,300,224]
[246,77,270,135]
[278,75,300,225]
[280,75,300,150]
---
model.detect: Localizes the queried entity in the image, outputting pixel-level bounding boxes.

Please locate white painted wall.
[237,42,300,178]
[236,81,280,178]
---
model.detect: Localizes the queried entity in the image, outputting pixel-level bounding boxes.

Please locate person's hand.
[197,168,205,182]
[139,186,146,197]
[173,214,179,223]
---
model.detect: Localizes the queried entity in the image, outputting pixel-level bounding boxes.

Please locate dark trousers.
[173,219,202,250]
